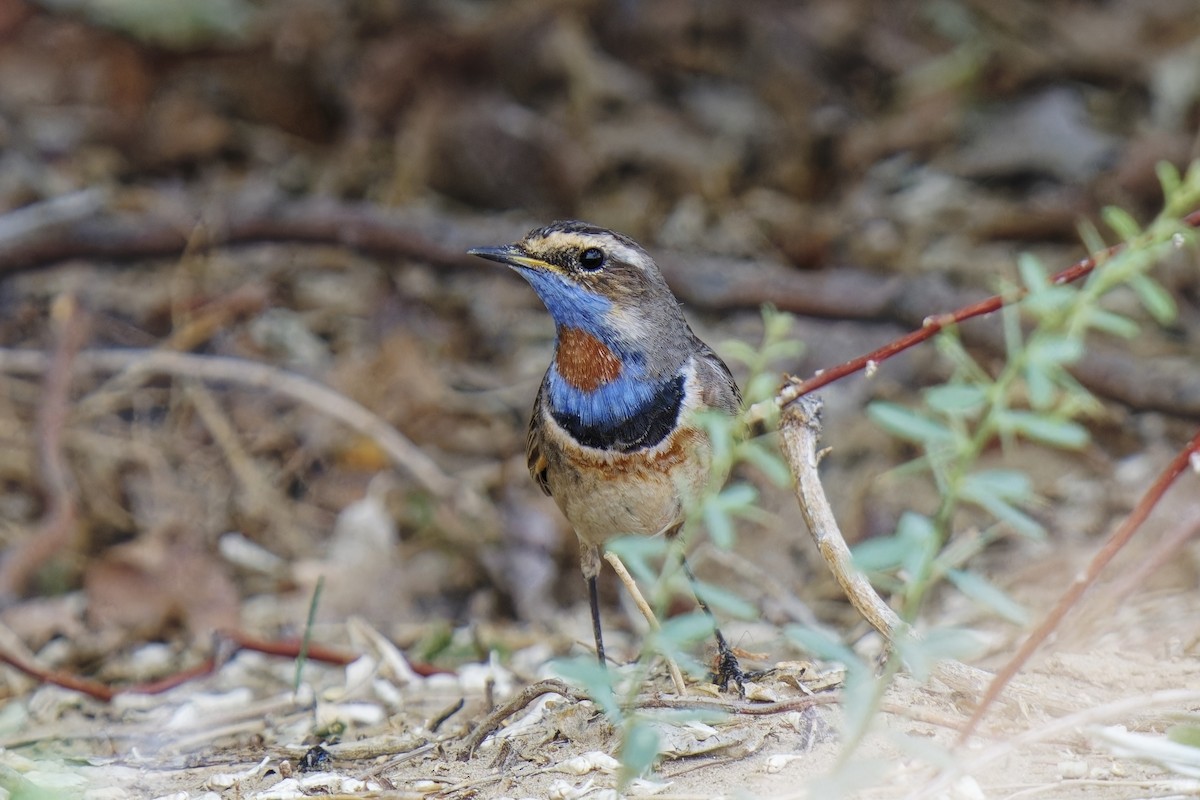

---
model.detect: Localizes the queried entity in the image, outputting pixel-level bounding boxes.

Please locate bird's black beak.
[467,244,550,272]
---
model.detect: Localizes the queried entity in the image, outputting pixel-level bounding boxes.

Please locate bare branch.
[777,386,906,641]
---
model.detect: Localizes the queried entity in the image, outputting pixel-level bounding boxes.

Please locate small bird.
[469,221,745,691]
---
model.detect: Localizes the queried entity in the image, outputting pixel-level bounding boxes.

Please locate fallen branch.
[3,194,1198,416]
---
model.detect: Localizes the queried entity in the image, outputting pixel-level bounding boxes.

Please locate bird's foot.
[713,642,746,697]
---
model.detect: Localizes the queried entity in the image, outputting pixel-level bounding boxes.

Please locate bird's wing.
[526,381,553,496]
[692,338,742,412]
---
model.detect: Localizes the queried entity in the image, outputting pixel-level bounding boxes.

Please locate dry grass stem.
[603,550,688,696]
[0,348,488,518]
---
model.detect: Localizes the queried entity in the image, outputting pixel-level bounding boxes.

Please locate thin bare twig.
[457,678,590,760]
[960,428,1200,740]
[603,551,688,697]
[638,693,839,716]
[776,388,906,641]
[788,207,1200,399]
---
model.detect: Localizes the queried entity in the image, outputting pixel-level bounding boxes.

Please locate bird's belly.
[547,426,716,547]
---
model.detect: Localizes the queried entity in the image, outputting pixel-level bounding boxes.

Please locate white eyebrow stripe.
[528,232,651,273]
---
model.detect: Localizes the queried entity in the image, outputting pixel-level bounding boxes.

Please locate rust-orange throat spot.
[556,327,622,391]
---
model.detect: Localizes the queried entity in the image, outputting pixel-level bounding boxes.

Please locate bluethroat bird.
[469,221,746,691]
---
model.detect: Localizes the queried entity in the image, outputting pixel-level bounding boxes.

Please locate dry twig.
[456,678,590,760]
[603,550,688,697]
[776,389,906,641]
[774,382,1074,719]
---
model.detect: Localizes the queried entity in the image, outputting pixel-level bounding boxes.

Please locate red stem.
[0,630,356,702]
[960,428,1200,739]
[790,209,1200,397]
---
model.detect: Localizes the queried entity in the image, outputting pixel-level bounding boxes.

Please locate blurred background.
[0,0,1198,675]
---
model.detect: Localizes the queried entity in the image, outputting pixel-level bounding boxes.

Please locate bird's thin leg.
[680,556,746,695]
[588,575,605,666]
[603,551,688,695]
[581,544,606,666]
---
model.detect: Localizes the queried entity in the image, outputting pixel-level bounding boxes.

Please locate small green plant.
[787,159,1200,789]
[556,306,801,789]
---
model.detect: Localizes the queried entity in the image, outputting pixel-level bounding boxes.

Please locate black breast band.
[552,373,685,452]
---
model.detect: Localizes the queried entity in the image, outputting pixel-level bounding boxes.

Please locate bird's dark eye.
[578,247,605,271]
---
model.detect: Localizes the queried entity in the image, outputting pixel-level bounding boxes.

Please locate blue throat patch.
[520,268,613,333]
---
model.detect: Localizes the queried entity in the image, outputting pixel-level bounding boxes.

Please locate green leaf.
[1102,205,1142,241]
[895,511,938,578]
[702,502,735,549]
[763,305,795,342]
[718,339,759,367]
[895,628,984,680]
[1024,362,1057,410]
[746,373,780,404]
[924,384,987,416]
[961,469,1033,502]
[1077,219,1107,265]
[763,339,806,363]
[946,569,1030,624]
[1156,161,1182,199]
[1027,335,1084,366]
[607,536,667,585]
[658,611,715,648]
[619,720,661,784]
[852,534,909,573]
[554,657,622,720]
[1017,253,1048,292]
[1083,307,1140,339]
[1022,285,1077,316]
[712,483,758,512]
[695,409,735,468]
[867,402,954,445]
[1002,410,1090,449]
[689,578,758,619]
[736,439,792,487]
[961,489,1045,539]
[1128,273,1178,325]
[785,625,864,670]
[1167,723,1200,748]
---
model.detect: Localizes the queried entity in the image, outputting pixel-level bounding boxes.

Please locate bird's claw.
[713,643,747,697]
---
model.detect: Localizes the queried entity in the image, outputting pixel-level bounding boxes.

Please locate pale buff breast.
[541,422,721,547]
